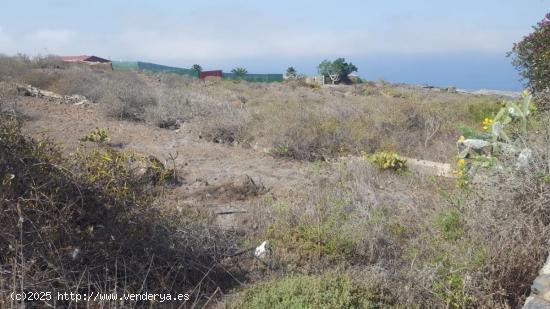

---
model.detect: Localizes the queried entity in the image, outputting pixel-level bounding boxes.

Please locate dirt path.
[17,98,316,230]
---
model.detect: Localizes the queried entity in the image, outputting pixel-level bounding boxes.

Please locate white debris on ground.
[254,241,270,259]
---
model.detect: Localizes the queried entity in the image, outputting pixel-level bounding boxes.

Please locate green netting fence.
[137,62,194,76]
[113,61,283,82]
[112,61,139,71]
[223,73,283,82]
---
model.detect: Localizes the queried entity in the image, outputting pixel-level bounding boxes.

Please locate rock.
[234,175,264,197]
[458,139,492,158]
[524,296,550,309]
[523,254,550,308]
[65,94,90,105]
[16,84,32,96]
[541,255,550,275]
[405,157,454,178]
[158,119,182,130]
[16,84,91,105]
[533,275,550,294]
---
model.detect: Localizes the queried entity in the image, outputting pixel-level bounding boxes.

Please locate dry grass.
[0,55,501,162]
[243,137,550,308]
[2,54,548,308]
[0,116,245,308]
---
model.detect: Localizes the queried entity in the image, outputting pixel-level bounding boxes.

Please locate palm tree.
[231,67,248,79]
[191,64,202,77]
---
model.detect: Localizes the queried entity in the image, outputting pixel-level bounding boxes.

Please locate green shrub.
[80,127,111,144]
[232,274,396,309]
[467,100,502,123]
[367,151,407,172]
[432,270,472,309]
[433,210,463,241]
[267,198,359,263]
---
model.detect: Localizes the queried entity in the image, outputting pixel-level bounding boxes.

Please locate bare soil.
[16,97,324,230]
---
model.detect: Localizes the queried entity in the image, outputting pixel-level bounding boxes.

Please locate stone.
[523,296,550,309]
[458,139,492,158]
[16,84,91,105]
[533,275,550,294]
[234,174,264,196]
[541,255,550,275]
[405,157,453,178]
[158,119,182,130]
[65,94,90,105]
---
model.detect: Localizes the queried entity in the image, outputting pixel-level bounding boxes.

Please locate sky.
[1,0,549,90]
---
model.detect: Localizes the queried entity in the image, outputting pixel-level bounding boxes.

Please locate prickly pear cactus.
[454,92,534,185]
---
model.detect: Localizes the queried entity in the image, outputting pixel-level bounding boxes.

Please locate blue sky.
[1,0,549,90]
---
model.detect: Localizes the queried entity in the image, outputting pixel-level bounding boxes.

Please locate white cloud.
[30,28,75,44]
[0,13,522,61]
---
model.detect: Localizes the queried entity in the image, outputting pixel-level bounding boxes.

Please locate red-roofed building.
[59,55,110,63]
[59,55,112,70]
[200,70,223,79]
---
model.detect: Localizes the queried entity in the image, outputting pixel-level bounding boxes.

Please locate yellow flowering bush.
[481,118,493,131]
[452,158,469,187]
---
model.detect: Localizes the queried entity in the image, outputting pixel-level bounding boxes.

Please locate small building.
[200,70,223,79]
[59,55,112,70]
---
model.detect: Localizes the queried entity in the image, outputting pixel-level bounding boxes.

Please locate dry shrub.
[49,67,157,121]
[0,54,68,82]
[0,116,242,308]
[258,144,550,308]
[200,108,250,144]
[463,155,550,307]
[102,78,157,121]
[0,81,17,113]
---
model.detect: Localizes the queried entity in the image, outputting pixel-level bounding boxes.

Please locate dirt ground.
[16,97,327,230]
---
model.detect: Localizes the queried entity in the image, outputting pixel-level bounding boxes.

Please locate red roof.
[200,70,223,79]
[59,55,110,63]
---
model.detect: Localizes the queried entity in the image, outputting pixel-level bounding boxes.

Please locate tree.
[317,58,358,84]
[509,12,550,110]
[191,64,202,77]
[231,67,248,79]
[285,66,297,79]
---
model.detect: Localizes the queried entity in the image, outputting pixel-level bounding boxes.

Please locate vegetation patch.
[231,274,396,309]
[366,151,407,172]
